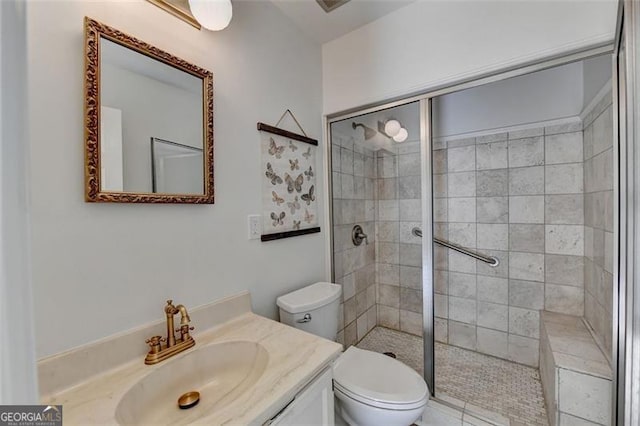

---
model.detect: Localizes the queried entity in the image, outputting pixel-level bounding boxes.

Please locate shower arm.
[351,122,377,140]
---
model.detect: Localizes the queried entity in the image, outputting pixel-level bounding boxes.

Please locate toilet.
[277,282,428,426]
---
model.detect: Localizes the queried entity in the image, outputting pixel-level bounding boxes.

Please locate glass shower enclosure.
[327,46,618,425]
[328,99,435,392]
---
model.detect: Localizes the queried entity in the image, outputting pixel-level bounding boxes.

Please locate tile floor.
[357,327,549,426]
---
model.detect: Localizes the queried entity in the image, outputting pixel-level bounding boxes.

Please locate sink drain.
[178,391,200,409]
[383,351,397,359]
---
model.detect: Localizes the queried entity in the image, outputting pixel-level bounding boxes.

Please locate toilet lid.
[333,347,428,409]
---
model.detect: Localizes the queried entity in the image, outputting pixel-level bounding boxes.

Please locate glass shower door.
[328,100,435,394]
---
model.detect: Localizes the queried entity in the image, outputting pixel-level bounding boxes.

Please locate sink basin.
[115,341,269,425]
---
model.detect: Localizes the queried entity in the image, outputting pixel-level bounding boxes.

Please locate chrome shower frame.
[614,1,640,424]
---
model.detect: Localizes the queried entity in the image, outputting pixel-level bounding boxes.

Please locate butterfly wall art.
[285,173,304,193]
[258,120,321,241]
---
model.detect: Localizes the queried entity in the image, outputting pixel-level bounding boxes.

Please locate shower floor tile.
[357,327,548,426]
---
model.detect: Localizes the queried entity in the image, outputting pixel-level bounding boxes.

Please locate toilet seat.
[333,347,428,411]
[333,382,427,411]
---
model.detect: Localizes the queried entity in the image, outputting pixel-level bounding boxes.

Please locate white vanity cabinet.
[267,366,334,426]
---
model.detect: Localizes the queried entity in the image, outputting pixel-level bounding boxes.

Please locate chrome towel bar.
[411,227,500,267]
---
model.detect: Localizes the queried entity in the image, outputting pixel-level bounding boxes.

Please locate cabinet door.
[269,367,334,426]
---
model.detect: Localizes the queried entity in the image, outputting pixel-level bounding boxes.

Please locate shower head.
[352,122,377,140]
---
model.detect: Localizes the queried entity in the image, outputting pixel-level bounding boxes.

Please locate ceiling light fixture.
[188,0,232,31]
[393,128,408,143]
[384,119,401,138]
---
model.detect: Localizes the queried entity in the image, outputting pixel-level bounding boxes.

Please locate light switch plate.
[248,215,261,240]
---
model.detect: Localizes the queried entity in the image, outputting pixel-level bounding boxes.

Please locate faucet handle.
[145,335,165,354]
[166,300,173,305]
[176,325,195,341]
[145,335,165,343]
[351,225,369,246]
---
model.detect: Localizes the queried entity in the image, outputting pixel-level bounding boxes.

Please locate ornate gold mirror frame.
[84,17,214,203]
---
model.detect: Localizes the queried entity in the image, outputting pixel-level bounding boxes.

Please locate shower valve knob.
[352,225,369,246]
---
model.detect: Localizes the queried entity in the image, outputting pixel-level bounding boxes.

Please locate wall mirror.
[84,17,213,203]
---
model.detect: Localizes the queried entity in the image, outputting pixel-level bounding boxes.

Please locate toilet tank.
[276,282,342,341]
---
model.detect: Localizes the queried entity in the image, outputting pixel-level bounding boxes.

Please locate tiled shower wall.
[331,103,613,365]
[432,122,586,367]
[583,92,614,360]
[375,142,424,336]
[331,134,377,347]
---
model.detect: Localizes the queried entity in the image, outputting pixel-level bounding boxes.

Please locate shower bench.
[539,311,612,426]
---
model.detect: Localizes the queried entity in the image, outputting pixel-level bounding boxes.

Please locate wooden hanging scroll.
[257,112,320,242]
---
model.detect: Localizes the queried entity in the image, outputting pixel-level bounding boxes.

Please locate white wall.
[101,63,202,192]
[0,0,37,402]
[432,61,584,137]
[27,0,324,358]
[582,54,612,109]
[322,0,617,114]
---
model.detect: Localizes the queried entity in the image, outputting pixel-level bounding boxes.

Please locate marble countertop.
[45,312,342,425]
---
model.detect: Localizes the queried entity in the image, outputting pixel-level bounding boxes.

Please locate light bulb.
[384,119,401,137]
[189,0,233,31]
[393,128,408,143]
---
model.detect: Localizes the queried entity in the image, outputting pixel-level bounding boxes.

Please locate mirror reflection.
[151,137,203,193]
[99,37,204,195]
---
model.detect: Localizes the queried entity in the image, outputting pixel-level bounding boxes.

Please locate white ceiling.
[269,0,417,44]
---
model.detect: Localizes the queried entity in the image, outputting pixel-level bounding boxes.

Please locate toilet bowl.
[277,282,428,426]
[333,346,428,426]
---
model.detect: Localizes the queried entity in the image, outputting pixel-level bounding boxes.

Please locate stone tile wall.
[375,142,424,336]
[332,135,377,347]
[331,101,614,370]
[433,121,585,367]
[583,92,614,361]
